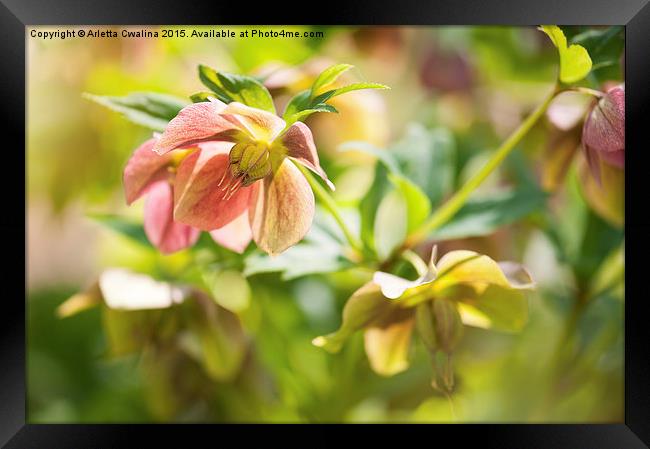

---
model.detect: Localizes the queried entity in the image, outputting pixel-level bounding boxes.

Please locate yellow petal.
[364,318,414,376]
[313,282,396,353]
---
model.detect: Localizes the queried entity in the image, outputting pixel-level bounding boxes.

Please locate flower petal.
[123,138,174,205]
[458,285,528,332]
[99,268,189,310]
[278,122,334,190]
[144,181,200,254]
[373,247,438,300]
[249,159,314,256]
[313,282,397,353]
[373,271,421,299]
[174,144,253,230]
[209,211,252,254]
[433,250,511,293]
[221,102,286,142]
[582,85,625,175]
[498,261,535,289]
[364,317,414,376]
[153,100,243,154]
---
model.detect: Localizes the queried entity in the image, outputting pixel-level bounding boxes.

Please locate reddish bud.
[582,84,625,181]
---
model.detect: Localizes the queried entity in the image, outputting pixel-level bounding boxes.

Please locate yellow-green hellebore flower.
[57,268,247,382]
[313,248,534,377]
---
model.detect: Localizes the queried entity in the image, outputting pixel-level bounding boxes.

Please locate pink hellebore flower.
[152,99,333,256]
[582,84,625,182]
[123,138,252,254]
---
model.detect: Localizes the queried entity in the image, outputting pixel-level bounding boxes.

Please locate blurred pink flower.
[153,99,332,255]
[582,84,625,182]
[123,138,252,254]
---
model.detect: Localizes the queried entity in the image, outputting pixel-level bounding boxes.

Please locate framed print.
[4,0,650,446]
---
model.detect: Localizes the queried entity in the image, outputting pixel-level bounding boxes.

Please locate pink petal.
[209,211,252,254]
[144,181,200,254]
[153,100,243,155]
[601,148,625,168]
[249,159,315,256]
[221,102,286,142]
[174,145,253,231]
[582,86,624,171]
[278,122,334,190]
[123,138,174,205]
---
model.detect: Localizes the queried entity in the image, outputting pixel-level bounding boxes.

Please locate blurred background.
[27,25,624,422]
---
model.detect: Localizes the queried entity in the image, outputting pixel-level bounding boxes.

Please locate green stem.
[294,161,364,254]
[405,85,560,248]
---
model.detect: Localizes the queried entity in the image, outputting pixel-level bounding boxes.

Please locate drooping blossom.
[123,138,252,254]
[314,248,534,377]
[56,268,247,383]
[582,84,625,182]
[153,98,333,256]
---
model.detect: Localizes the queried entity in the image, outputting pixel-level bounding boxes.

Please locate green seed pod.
[228,142,247,165]
[415,302,437,353]
[430,351,456,394]
[239,142,268,172]
[432,298,463,354]
[243,158,271,185]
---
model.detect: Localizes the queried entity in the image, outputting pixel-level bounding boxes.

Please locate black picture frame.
[5,0,649,446]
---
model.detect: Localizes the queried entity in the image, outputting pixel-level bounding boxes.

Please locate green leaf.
[389,174,431,233]
[311,63,353,95]
[88,213,153,249]
[588,243,624,300]
[570,26,624,85]
[289,105,338,123]
[359,163,391,251]
[539,25,592,84]
[328,82,390,98]
[216,72,276,113]
[366,168,430,260]
[374,188,408,261]
[432,188,547,241]
[83,92,188,131]
[244,244,353,280]
[390,125,457,205]
[198,64,233,103]
[198,64,275,113]
[202,269,251,313]
[283,89,338,125]
[189,91,215,103]
[244,211,353,280]
[283,80,389,125]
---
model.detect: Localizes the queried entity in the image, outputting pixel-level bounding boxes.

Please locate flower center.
[217,141,272,200]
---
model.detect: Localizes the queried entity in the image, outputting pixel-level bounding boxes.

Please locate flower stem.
[404,86,560,248]
[294,161,364,254]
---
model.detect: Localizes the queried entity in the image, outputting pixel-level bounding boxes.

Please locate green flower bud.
[432,298,463,354]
